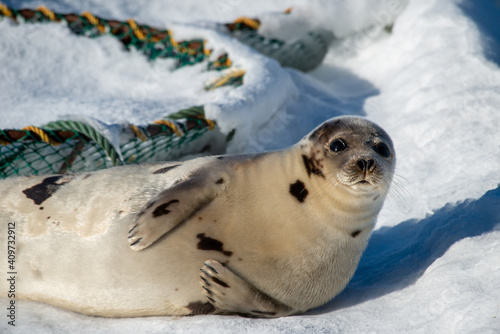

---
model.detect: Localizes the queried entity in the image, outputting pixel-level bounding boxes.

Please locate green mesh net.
[0,107,226,178]
[1,4,323,178]
[0,4,232,69]
[0,4,248,178]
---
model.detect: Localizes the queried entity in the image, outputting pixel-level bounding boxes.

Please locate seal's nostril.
[366,159,374,170]
[357,159,367,171]
[357,158,374,171]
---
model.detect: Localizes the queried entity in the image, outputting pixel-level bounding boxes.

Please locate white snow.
[1,0,500,333]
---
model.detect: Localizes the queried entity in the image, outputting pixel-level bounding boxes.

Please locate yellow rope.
[129,124,147,142]
[82,11,106,33]
[127,19,145,40]
[217,56,232,68]
[203,117,216,130]
[234,17,260,30]
[167,29,178,47]
[22,126,60,146]
[153,120,183,137]
[205,68,245,91]
[0,3,13,17]
[36,6,57,21]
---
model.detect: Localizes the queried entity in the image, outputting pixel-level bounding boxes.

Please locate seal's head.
[301,116,396,200]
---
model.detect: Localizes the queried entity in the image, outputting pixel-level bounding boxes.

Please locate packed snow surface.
[1,0,499,333]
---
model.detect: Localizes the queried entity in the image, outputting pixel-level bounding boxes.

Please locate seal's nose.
[356,158,374,172]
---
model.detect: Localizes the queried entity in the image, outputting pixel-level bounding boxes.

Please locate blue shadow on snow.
[311,184,500,314]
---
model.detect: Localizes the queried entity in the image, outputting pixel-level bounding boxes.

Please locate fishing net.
[0,4,332,178]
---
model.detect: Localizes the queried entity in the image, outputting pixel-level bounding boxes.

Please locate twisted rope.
[233,17,261,30]
[167,105,205,119]
[0,3,12,17]
[205,68,245,90]
[0,4,240,70]
[36,6,57,21]
[44,120,122,166]
[129,124,147,142]
[81,11,106,33]
[152,120,183,137]
[21,126,61,146]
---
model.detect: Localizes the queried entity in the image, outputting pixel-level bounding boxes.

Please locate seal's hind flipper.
[200,259,295,318]
[128,172,228,251]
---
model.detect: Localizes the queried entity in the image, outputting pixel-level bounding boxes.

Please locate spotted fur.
[186,301,216,315]
[351,230,361,238]
[197,233,233,257]
[152,200,179,218]
[153,164,181,175]
[22,175,72,205]
[0,116,395,318]
[289,180,309,203]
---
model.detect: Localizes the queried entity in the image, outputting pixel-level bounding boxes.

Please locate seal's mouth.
[354,180,375,189]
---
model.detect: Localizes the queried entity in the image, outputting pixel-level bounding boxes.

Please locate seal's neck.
[287,144,385,231]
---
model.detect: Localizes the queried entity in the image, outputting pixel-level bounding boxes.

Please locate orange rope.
[153,120,183,137]
[22,126,60,146]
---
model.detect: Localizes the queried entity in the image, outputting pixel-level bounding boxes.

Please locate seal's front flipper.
[200,260,295,318]
[128,172,228,251]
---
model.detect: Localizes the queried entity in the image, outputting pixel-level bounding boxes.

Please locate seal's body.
[0,116,395,317]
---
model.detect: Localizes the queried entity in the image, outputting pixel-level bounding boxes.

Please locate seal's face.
[306,116,396,196]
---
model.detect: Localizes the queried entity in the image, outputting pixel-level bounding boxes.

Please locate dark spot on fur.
[217,156,224,160]
[198,216,203,220]
[351,230,361,238]
[216,178,224,184]
[23,175,72,205]
[238,258,243,261]
[289,180,308,203]
[136,201,156,219]
[83,174,92,180]
[186,301,216,315]
[212,277,229,288]
[152,199,179,218]
[47,216,50,219]
[197,233,233,256]
[39,206,44,210]
[152,164,180,174]
[301,155,325,178]
[251,310,277,316]
[175,288,179,291]
[118,210,124,214]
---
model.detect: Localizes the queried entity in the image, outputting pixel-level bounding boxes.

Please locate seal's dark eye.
[374,142,390,157]
[330,139,347,152]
